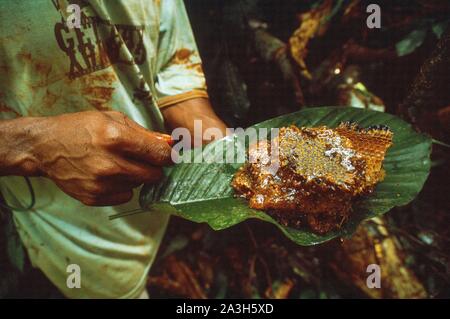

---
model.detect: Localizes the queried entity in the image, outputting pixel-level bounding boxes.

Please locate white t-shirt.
[0,0,208,298]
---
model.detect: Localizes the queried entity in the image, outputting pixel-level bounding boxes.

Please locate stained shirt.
[0,0,207,298]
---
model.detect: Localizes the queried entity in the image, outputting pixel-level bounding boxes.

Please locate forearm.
[161,97,227,145]
[0,117,44,176]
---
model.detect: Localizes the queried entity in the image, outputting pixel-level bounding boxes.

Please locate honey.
[232,123,393,234]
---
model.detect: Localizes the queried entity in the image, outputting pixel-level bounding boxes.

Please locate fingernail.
[155,134,174,146]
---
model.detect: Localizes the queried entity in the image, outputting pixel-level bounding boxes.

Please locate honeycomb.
[232,123,393,234]
[335,122,393,190]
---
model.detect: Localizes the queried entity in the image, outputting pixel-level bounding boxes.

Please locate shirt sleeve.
[155,0,208,109]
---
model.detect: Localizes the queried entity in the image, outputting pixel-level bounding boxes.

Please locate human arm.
[0,111,172,206]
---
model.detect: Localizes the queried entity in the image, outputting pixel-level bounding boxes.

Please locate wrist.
[0,116,48,176]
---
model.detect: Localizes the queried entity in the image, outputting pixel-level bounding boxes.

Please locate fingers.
[79,161,163,205]
[152,132,175,146]
[81,191,134,207]
[104,113,173,166]
[119,130,173,166]
[123,117,174,146]
[47,111,173,207]
[111,159,164,185]
[110,111,174,147]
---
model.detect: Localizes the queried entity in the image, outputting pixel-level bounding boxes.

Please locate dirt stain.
[173,48,193,65]
[0,102,20,116]
[17,51,59,89]
[12,50,119,113]
[42,89,59,110]
[171,49,205,75]
[17,51,32,62]
[79,71,118,111]
[82,87,115,111]
[187,62,205,75]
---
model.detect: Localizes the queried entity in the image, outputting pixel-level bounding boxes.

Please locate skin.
[161,97,227,145]
[0,98,226,206]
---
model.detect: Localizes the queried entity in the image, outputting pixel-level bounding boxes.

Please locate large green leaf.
[140,107,432,245]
